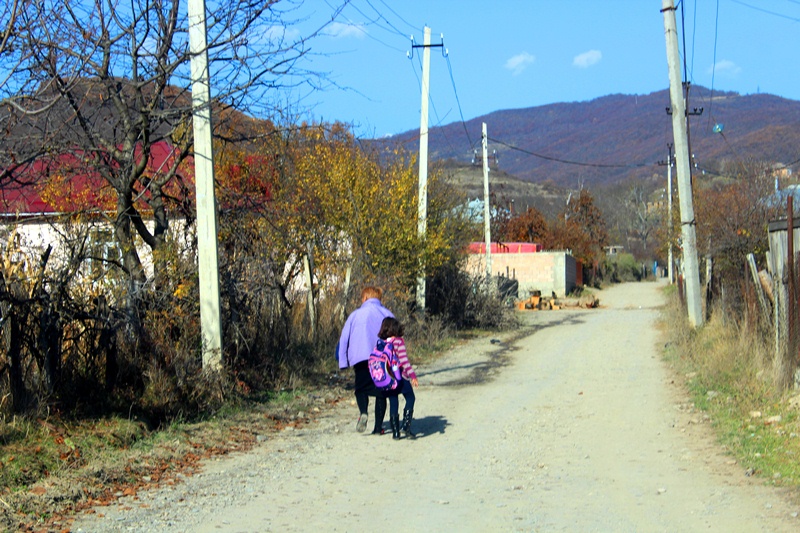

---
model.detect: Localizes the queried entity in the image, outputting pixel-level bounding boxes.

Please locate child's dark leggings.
[401,379,415,411]
[388,379,417,416]
[386,379,408,416]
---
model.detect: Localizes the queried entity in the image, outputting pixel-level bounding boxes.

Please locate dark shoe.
[356,412,367,433]
[402,409,416,439]
[390,414,401,439]
[371,428,386,436]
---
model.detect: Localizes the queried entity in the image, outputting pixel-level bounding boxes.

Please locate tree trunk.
[6,296,26,413]
[39,304,61,396]
[115,195,147,285]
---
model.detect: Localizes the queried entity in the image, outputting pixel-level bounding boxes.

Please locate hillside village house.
[0,141,192,282]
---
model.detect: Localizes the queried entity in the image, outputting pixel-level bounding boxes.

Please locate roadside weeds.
[660,286,800,500]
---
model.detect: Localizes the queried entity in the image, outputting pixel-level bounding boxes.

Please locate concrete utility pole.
[482,123,492,280]
[667,143,674,284]
[188,0,223,368]
[415,26,431,313]
[662,0,704,327]
[408,27,446,313]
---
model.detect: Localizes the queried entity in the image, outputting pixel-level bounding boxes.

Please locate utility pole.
[415,26,431,313]
[658,143,675,284]
[482,123,492,281]
[667,143,674,284]
[662,0,704,327]
[188,0,223,368]
[409,26,444,313]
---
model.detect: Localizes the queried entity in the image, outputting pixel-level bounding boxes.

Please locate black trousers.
[353,361,387,428]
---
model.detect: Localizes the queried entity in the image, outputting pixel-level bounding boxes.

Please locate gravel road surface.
[73,280,800,532]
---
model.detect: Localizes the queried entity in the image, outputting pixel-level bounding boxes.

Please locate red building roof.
[468,242,543,254]
[0,141,189,217]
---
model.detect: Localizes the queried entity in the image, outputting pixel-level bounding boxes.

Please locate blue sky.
[278,0,800,139]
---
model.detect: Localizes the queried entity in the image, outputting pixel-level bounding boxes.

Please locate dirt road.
[73,280,799,532]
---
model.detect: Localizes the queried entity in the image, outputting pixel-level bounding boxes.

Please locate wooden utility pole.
[415,26,431,313]
[188,0,223,368]
[482,123,492,280]
[662,0,704,327]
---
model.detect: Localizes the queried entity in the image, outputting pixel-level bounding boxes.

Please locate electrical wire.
[348,1,474,156]
[334,1,407,51]
[728,0,800,22]
[707,0,720,131]
[413,51,462,156]
[488,137,654,169]
[690,0,697,80]
[680,1,689,86]
[445,54,476,150]
[375,0,418,33]
[359,0,409,38]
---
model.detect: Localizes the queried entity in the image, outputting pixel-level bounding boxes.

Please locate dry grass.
[0,386,348,532]
[661,288,800,489]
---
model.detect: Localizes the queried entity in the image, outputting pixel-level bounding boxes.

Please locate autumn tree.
[693,161,780,295]
[217,122,471,309]
[497,206,550,245]
[551,189,609,268]
[1,0,341,287]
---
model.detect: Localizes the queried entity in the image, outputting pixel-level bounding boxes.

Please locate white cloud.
[573,50,602,68]
[504,52,535,76]
[263,25,301,42]
[709,59,741,77]
[327,22,367,39]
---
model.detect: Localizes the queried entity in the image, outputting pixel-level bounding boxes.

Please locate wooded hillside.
[389,86,800,188]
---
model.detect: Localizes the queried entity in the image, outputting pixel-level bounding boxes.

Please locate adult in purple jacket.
[338,286,394,434]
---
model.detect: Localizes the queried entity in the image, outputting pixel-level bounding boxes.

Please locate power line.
[708,0,720,130]
[375,0,418,33]
[359,0,409,38]
[728,0,800,22]
[409,30,475,153]
[488,137,655,169]
[445,53,476,150]
[690,0,698,80]
[680,1,689,85]
[411,49,461,156]
[335,1,407,51]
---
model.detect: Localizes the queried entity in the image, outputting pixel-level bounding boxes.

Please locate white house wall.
[2,217,192,282]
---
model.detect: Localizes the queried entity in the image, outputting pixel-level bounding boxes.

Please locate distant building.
[465,242,576,298]
[771,163,793,179]
[764,183,800,209]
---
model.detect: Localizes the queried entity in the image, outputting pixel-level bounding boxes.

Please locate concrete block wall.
[466,251,576,298]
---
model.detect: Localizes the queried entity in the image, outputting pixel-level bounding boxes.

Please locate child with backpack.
[376,317,418,439]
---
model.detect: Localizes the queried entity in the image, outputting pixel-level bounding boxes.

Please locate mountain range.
[385,86,800,190]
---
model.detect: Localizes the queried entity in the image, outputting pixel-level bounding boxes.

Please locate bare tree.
[624,184,661,257]
[1,0,342,285]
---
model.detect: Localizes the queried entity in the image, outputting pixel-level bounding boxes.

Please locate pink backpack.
[368,339,401,391]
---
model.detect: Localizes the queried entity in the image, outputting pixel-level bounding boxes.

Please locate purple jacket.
[337,298,394,369]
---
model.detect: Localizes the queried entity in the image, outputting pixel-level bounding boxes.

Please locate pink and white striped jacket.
[388,336,417,381]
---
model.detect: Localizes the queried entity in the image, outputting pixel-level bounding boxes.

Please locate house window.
[88,228,121,277]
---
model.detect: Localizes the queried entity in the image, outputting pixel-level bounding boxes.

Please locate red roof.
[468,242,543,254]
[0,141,189,216]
